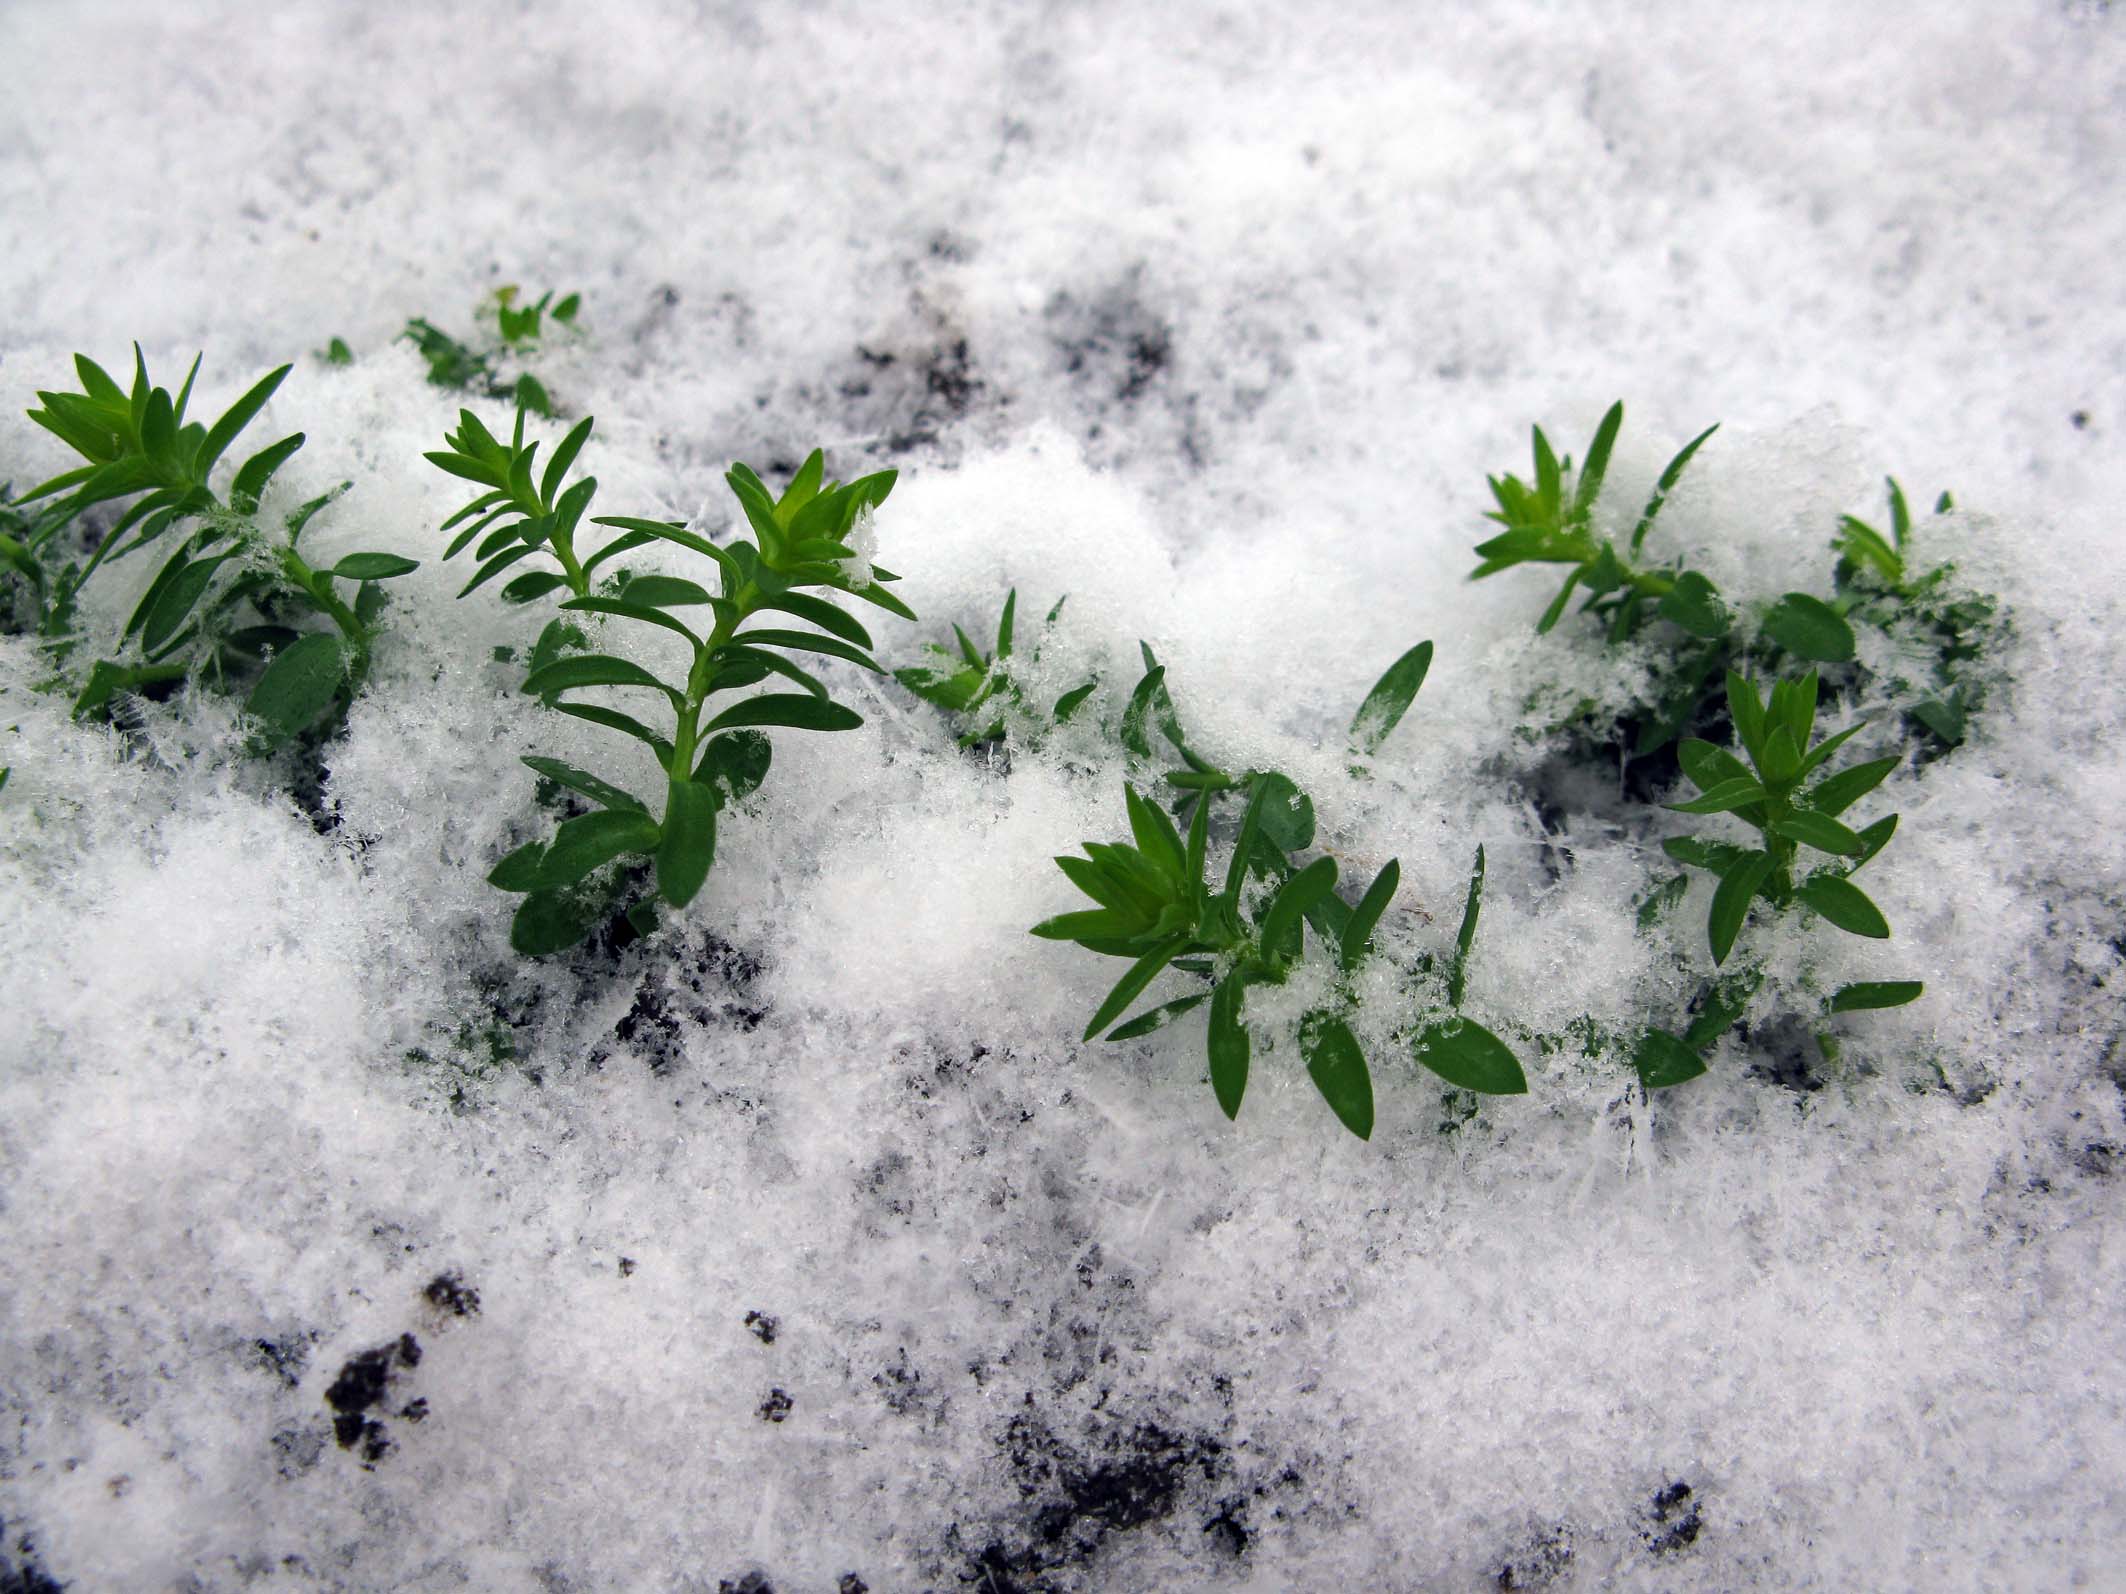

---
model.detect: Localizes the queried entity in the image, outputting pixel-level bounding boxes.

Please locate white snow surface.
[2,3,2124,1589]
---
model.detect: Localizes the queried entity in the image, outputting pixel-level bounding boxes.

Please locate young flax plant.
[1033,639,1526,1139]
[426,401,915,954]
[894,587,1096,747]
[1633,668,1921,1087]
[11,348,417,739]
[1474,403,2000,763]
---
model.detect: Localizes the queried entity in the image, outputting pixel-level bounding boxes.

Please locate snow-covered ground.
[3,4,2123,1588]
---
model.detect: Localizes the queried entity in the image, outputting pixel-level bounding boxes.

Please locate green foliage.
[1475,404,2001,766]
[1033,642,1524,1139]
[9,348,417,740]
[429,399,913,954]
[1634,668,1922,1087]
[895,589,1095,746]
[401,284,581,417]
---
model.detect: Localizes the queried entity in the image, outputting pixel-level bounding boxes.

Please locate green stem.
[666,578,760,785]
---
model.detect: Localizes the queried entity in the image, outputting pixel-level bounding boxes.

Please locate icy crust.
[4,0,2126,1587]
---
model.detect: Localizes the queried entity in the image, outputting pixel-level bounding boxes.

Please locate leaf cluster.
[1475,404,1997,763]
[895,589,1096,747]
[9,348,418,741]
[402,284,581,418]
[427,401,916,955]
[1032,642,1526,1139]
[1633,668,1921,1087]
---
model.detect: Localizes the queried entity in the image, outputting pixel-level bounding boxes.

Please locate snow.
[3,1,2124,1588]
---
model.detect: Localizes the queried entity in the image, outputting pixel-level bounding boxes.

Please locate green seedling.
[13,348,418,740]
[403,285,581,417]
[1830,477,2001,751]
[1473,401,1851,662]
[895,589,1095,746]
[1408,846,1530,1095]
[428,401,915,955]
[1034,640,1524,1139]
[1634,667,1921,1087]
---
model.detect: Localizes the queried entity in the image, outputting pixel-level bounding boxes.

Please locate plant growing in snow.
[1033,640,1527,1140]
[426,400,914,954]
[1472,403,2001,767]
[9,348,419,742]
[1633,668,1921,1087]
[383,284,581,417]
[894,588,1097,748]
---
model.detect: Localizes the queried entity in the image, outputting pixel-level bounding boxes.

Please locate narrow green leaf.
[587,516,743,586]
[1762,593,1856,663]
[1793,721,1868,781]
[1250,771,1315,852]
[1849,813,1898,870]
[1629,423,1719,555]
[522,653,673,699]
[1634,1029,1708,1089]
[510,887,611,957]
[520,756,645,813]
[1348,640,1433,756]
[1726,671,1767,768]
[1570,402,1624,522]
[1656,570,1729,639]
[1796,875,1891,938]
[459,543,541,597]
[1340,859,1400,972]
[196,363,292,477]
[1125,784,1188,881]
[1448,846,1486,1007]
[1413,1016,1527,1094]
[1224,780,1270,898]
[703,693,862,734]
[1682,970,1762,1050]
[1806,756,1897,818]
[1665,777,1769,816]
[1085,939,1185,1040]
[1207,975,1249,1118]
[1677,738,1754,793]
[540,416,594,505]
[553,704,675,763]
[1534,569,1582,634]
[488,841,547,892]
[142,553,234,652]
[1106,991,1211,1041]
[230,433,306,512]
[332,552,419,581]
[695,729,771,802]
[532,808,662,890]
[1302,1015,1374,1140]
[1828,980,1923,1013]
[1662,835,1750,875]
[619,574,716,607]
[995,589,1018,658]
[656,777,718,908]
[730,627,882,672]
[245,633,345,740]
[1054,681,1097,721]
[563,595,702,644]
[1259,854,1337,965]
[749,591,874,649]
[1770,812,1864,857]
[1709,851,1774,964]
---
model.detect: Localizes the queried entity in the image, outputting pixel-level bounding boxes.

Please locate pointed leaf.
[1349,641,1433,756]
[1085,939,1185,1040]
[245,633,345,740]
[1413,1016,1527,1094]
[1761,593,1855,663]
[1709,851,1774,964]
[1797,875,1891,938]
[1340,859,1400,972]
[1302,1015,1374,1139]
[196,364,292,476]
[332,552,419,581]
[1828,980,1923,1013]
[695,729,772,802]
[703,693,862,734]
[1207,974,1250,1118]
[1770,812,1864,857]
[1634,1029,1708,1089]
[1806,756,1897,819]
[656,777,718,907]
[532,808,662,890]
[1106,991,1211,1041]
[520,757,645,813]
[522,653,673,698]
